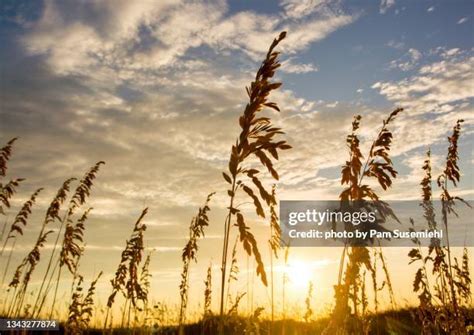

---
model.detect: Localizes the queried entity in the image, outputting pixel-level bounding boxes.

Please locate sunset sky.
[0,0,473,319]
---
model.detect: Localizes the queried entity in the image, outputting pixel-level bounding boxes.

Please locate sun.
[285,260,314,288]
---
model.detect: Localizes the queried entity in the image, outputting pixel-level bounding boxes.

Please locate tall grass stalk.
[138,252,152,326]
[268,185,280,331]
[281,243,289,335]
[409,119,471,333]
[437,119,464,315]
[104,208,148,330]
[178,193,213,334]
[218,32,290,329]
[225,236,239,311]
[33,162,103,317]
[8,178,75,317]
[304,281,313,323]
[50,206,93,318]
[1,188,42,287]
[327,108,403,332]
[66,271,102,334]
[204,263,212,317]
[0,138,23,221]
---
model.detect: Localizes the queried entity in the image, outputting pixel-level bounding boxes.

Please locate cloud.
[325,101,339,108]
[23,0,227,74]
[386,39,405,50]
[3,0,358,215]
[389,48,422,71]
[21,0,355,76]
[457,17,468,24]
[280,0,328,19]
[440,48,461,58]
[373,50,474,113]
[281,57,318,73]
[427,6,435,12]
[379,0,395,14]
[371,48,474,181]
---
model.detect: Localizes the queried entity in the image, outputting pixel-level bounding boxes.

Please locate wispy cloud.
[387,39,405,50]
[380,0,395,14]
[325,101,339,108]
[21,0,355,77]
[374,51,474,113]
[281,57,318,73]
[371,48,474,180]
[389,48,422,71]
[280,0,326,19]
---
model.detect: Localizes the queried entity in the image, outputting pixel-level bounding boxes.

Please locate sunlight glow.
[286,261,314,288]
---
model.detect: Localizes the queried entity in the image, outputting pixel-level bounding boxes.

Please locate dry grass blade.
[7,179,75,316]
[138,252,152,306]
[420,150,438,241]
[455,248,471,305]
[0,188,43,287]
[67,271,102,334]
[104,208,148,329]
[304,281,313,323]
[408,120,471,334]
[435,119,468,329]
[0,138,17,177]
[282,243,290,323]
[60,208,92,274]
[219,31,290,321]
[228,238,239,283]
[179,193,214,332]
[227,292,246,315]
[409,155,441,329]
[268,185,279,327]
[34,162,105,319]
[363,108,403,189]
[6,178,77,317]
[437,120,466,213]
[268,185,281,258]
[328,109,403,333]
[421,150,433,202]
[442,119,463,186]
[341,108,403,204]
[0,178,25,213]
[225,237,239,311]
[1,188,43,258]
[235,213,266,285]
[8,229,54,318]
[124,209,148,307]
[30,177,77,317]
[181,193,214,263]
[45,178,76,224]
[204,263,212,316]
[377,244,395,307]
[8,229,54,290]
[67,161,105,217]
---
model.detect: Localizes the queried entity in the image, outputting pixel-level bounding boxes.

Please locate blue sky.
[277,1,473,103]
[0,0,473,316]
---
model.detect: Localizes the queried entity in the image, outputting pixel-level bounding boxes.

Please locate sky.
[0,0,473,320]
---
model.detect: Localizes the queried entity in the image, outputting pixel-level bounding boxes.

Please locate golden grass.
[179,193,214,334]
[218,31,291,325]
[408,119,472,334]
